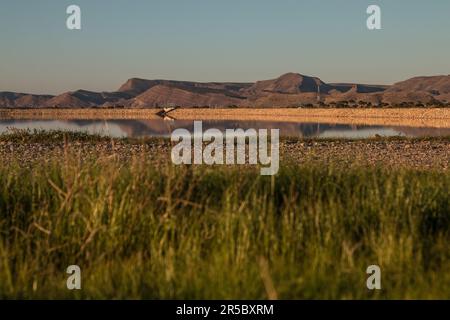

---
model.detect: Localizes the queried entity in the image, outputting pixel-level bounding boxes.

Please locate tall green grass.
[0,152,448,299]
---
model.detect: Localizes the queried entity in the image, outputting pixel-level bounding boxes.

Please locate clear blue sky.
[1,0,449,94]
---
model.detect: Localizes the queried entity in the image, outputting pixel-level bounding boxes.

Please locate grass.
[0,128,119,144]
[0,144,448,300]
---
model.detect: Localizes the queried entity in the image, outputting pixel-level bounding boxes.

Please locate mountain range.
[1,73,450,108]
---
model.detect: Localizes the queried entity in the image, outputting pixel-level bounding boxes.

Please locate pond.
[0,119,449,139]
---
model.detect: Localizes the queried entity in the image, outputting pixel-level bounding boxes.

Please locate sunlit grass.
[0,145,448,299]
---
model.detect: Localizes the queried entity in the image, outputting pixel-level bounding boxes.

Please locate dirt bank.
[1,134,448,170]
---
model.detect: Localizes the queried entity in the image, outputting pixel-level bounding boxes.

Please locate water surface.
[0,119,449,139]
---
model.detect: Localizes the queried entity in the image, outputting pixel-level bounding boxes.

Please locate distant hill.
[126,84,246,108]
[2,73,450,108]
[242,73,331,95]
[0,92,54,108]
[382,76,450,104]
[45,90,134,108]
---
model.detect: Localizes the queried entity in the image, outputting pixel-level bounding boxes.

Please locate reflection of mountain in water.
[0,119,449,138]
[395,127,450,137]
[110,120,364,138]
[63,120,450,138]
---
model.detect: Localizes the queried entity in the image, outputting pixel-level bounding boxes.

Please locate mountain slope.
[2,74,450,108]
[243,73,330,96]
[0,92,54,108]
[45,90,134,108]
[128,84,245,108]
[118,78,252,96]
[382,75,450,104]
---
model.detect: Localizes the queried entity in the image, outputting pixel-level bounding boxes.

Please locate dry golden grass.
[170,108,450,128]
[0,108,162,120]
[1,108,449,128]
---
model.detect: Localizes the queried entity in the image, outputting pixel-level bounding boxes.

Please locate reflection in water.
[0,119,449,139]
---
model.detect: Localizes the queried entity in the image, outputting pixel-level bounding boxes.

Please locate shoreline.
[0,107,449,128]
[1,131,448,170]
